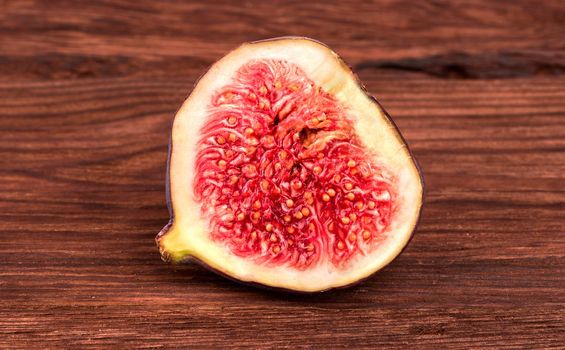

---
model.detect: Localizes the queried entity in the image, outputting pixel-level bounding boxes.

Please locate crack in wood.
[354,52,565,79]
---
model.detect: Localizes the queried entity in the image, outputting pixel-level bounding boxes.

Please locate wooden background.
[1,0,564,348]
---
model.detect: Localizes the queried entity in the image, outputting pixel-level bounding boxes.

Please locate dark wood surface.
[1,1,564,348]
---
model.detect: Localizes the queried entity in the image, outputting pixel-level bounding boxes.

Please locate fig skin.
[156,37,425,293]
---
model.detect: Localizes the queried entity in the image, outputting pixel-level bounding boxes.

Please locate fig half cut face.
[157,37,423,292]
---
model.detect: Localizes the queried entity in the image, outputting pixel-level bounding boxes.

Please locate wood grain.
[0,0,564,348]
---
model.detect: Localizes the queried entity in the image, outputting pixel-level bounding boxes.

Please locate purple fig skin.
[156,37,425,293]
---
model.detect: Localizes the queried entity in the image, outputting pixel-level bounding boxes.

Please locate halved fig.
[156,37,423,292]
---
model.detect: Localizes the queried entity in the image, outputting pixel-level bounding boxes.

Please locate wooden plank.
[0,0,564,81]
[1,74,563,348]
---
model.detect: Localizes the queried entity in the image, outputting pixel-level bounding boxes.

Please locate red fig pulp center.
[194,60,395,269]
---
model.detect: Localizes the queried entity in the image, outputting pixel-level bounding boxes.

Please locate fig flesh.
[157,37,423,292]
